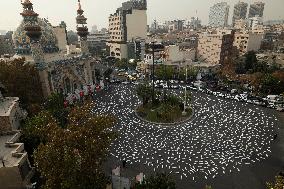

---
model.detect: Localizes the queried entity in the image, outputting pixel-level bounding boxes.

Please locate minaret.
[20,0,44,68]
[20,0,51,97]
[76,0,89,55]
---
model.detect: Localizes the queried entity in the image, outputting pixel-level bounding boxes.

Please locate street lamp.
[151,41,155,103]
[182,66,188,116]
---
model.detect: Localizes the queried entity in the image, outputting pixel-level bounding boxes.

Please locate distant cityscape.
[0,0,284,189]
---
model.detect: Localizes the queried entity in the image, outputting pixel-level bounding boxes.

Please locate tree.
[267,175,284,189]
[135,173,176,189]
[156,66,174,80]
[136,83,153,105]
[260,74,284,95]
[21,111,59,164]
[95,69,102,81]
[67,30,78,45]
[0,58,44,113]
[44,93,69,128]
[245,51,258,72]
[103,68,113,79]
[115,58,128,69]
[180,67,198,81]
[33,102,117,189]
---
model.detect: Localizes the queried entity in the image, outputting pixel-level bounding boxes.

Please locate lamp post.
[151,42,155,103]
[182,66,188,116]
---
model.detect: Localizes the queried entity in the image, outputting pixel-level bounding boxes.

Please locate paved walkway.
[96,84,283,189]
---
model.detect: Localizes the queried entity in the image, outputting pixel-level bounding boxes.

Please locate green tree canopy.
[103,68,113,79]
[267,175,284,189]
[0,58,44,113]
[33,102,117,189]
[136,83,153,105]
[156,65,174,80]
[260,74,284,95]
[44,93,69,128]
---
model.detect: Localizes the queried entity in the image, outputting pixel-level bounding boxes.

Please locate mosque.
[12,0,96,98]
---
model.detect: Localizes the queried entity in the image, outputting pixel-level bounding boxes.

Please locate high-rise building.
[248,2,265,18]
[232,2,248,26]
[209,2,230,28]
[108,0,147,60]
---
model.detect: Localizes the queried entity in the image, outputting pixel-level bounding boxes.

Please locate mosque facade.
[13,0,95,98]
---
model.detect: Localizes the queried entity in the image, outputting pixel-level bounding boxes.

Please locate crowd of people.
[63,83,104,107]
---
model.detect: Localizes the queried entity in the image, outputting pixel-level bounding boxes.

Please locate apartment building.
[197,31,234,65]
[87,31,110,55]
[108,0,147,60]
[234,32,264,55]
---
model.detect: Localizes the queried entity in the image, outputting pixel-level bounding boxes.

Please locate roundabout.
[93,84,281,188]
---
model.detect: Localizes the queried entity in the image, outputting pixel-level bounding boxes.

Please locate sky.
[0,0,284,32]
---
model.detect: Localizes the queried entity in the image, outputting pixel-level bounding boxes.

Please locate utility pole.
[182,66,188,116]
[152,41,155,103]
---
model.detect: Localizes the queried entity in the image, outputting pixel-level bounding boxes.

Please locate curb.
[134,105,195,127]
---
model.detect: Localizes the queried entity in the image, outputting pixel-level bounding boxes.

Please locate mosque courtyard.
[93,84,284,189]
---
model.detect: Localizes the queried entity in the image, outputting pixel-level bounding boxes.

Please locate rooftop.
[0,132,26,168]
[0,97,19,116]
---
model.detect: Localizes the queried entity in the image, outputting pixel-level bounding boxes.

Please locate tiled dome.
[13,18,59,55]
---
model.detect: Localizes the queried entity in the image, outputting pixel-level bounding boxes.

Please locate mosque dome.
[13,18,59,55]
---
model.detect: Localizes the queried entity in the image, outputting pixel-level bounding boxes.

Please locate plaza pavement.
[94,84,284,189]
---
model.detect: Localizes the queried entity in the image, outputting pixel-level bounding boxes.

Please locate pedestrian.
[79,91,84,103]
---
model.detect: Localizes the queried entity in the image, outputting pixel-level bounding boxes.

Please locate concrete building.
[53,25,68,53]
[197,31,234,65]
[0,89,25,132]
[0,132,34,189]
[234,19,248,30]
[233,32,263,55]
[108,0,147,60]
[163,45,195,64]
[248,2,265,18]
[209,2,230,28]
[184,17,202,30]
[168,20,184,33]
[87,31,110,56]
[138,44,195,75]
[248,16,263,30]
[232,2,248,26]
[0,32,14,56]
[0,86,32,189]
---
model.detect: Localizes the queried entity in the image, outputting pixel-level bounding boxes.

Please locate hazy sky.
[1,0,284,31]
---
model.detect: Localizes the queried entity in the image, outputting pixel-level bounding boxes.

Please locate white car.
[276,107,284,112]
[163,84,168,89]
[122,81,130,84]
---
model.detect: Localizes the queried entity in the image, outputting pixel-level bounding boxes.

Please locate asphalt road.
[94,84,284,189]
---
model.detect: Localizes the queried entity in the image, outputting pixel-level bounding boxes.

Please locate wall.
[198,34,223,65]
[109,43,128,59]
[0,166,24,189]
[0,116,11,133]
[247,33,263,52]
[53,27,67,52]
[126,9,147,41]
